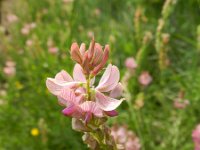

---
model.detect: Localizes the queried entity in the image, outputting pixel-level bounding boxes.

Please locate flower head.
[70,39,109,76]
[46,39,123,123]
[125,57,137,70]
[111,125,141,150]
[31,128,39,136]
[138,71,152,86]
[3,60,16,77]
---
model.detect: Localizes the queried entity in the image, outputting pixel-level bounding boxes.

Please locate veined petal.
[105,110,118,117]
[62,105,76,116]
[96,64,120,92]
[55,70,73,82]
[59,88,76,103]
[62,105,83,118]
[109,83,123,98]
[95,91,123,111]
[73,64,86,82]
[80,101,103,117]
[46,78,79,95]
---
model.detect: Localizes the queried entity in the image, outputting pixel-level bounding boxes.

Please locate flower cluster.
[111,125,141,150]
[46,39,123,123]
[192,124,200,150]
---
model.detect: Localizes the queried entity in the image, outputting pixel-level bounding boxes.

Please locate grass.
[0,0,200,149]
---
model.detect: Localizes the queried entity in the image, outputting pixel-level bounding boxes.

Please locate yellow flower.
[15,81,24,90]
[31,128,39,136]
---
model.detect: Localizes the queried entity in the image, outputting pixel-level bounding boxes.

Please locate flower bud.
[70,43,82,64]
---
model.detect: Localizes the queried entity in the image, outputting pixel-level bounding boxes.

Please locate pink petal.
[80,101,103,117]
[57,96,68,106]
[70,42,82,64]
[88,38,95,60]
[90,43,103,66]
[96,64,120,92]
[59,88,76,103]
[95,91,123,111]
[109,83,123,98]
[46,78,79,95]
[73,64,86,82]
[62,105,83,118]
[80,43,86,56]
[55,70,73,82]
[105,110,118,117]
[62,105,76,116]
[85,112,92,123]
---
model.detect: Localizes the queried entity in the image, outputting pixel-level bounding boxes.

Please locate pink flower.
[138,71,152,86]
[7,14,18,23]
[87,31,94,39]
[192,124,200,150]
[111,125,141,150]
[70,40,109,76]
[125,57,137,70]
[26,39,33,46]
[21,22,36,35]
[3,60,16,77]
[21,25,30,35]
[46,63,123,122]
[173,99,189,109]
[48,47,59,54]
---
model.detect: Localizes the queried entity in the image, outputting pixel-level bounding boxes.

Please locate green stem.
[86,75,91,101]
[90,125,117,150]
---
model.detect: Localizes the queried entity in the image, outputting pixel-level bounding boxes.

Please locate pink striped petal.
[95,91,123,111]
[62,105,76,116]
[46,78,79,95]
[62,105,83,118]
[55,70,73,82]
[59,88,76,103]
[57,96,68,106]
[85,112,92,123]
[96,64,120,92]
[73,64,86,82]
[105,110,118,117]
[80,101,103,117]
[110,83,123,98]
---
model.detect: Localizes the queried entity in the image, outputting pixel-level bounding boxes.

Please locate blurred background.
[0,0,200,149]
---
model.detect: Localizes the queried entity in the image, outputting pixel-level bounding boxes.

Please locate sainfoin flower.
[46,39,123,123]
[125,57,137,70]
[3,60,16,77]
[192,124,200,150]
[138,71,152,86]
